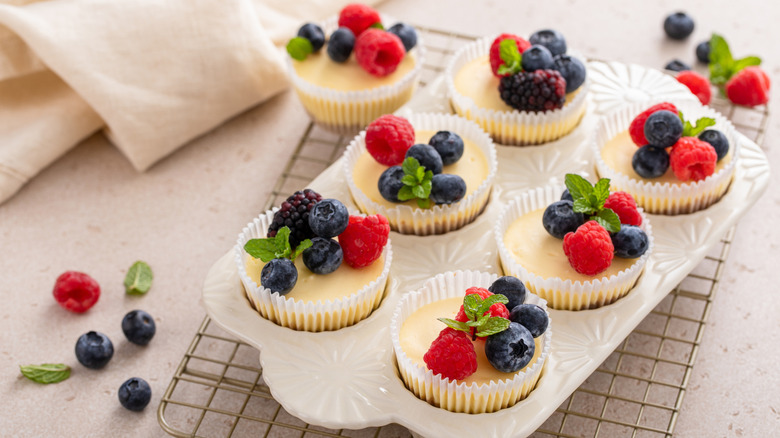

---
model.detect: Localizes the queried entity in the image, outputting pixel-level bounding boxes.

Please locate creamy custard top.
[292,52,416,91]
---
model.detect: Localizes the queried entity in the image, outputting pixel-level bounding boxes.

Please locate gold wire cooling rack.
[157,25,770,438]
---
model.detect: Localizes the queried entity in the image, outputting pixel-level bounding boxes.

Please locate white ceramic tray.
[200,62,770,437]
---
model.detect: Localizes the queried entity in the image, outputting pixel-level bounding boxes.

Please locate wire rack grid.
[157,25,770,438]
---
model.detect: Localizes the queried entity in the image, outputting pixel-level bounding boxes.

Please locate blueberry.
[118,377,152,412]
[542,200,585,239]
[663,12,695,40]
[387,22,417,52]
[699,129,729,161]
[485,322,536,373]
[552,54,586,93]
[430,174,466,205]
[260,258,297,294]
[696,41,711,64]
[664,59,691,72]
[406,144,443,174]
[428,131,464,165]
[520,45,554,71]
[308,199,348,238]
[509,304,549,338]
[327,27,355,63]
[302,237,343,274]
[378,166,405,202]
[632,145,670,178]
[561,189,573,202]
[122,310,156,346]
[644,110,683,148]
[75,331,114,369]
[611,225,650,258]
[529,29,567,56]
[488,276,527,313]
[297,23,325,52]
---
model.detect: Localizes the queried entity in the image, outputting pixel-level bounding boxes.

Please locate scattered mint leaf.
[398,157,433,208]
[370,22,384,30]
[708,33,761,87]
[19,363,70,384]
[498,38,522,75]
[244,226,301,262]
[286,37,313,61]
[291,239,313,259]
[438,318,470,332]
[124,261,153,295]
[476,317,511,337]
[594,209,621,233]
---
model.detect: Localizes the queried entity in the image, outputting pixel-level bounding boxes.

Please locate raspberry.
[365,115,415,166]
[339,214,390,268]
[629,102,679,146]
[676,71,712,105]
[267,189,322,249]
[499,69,566,112]
[354,29,405,77]
[423,328,477,381]
[725,66,771,107]
[604,191,642,226]
[669,137,717,182]
[53,271,101,313]
[489,33,531,77]
[337,3,380,36]
[563,221,614,276]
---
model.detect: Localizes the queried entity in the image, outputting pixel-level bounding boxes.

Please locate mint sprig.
[19,363,70,384]
[439,293,511,340]
[286,36,314,61]
[369,22,384,30]
[398,157,433,208]
[709,33,761,87]
[124,261,153,295]
[565,174,621,233]
[679,111,716,137]
[497,38,523,76]
[244,226,312,262]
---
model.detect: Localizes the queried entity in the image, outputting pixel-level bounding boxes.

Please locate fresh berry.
[676,70,712,105]
[308,199,349,238]
[327,27,355,63]
[611,225,650,259]
[488,276,527,313]
[499,69,566,112]
[354,29,405,77]
[302,237,343,274]
[563,221,614,276]
[267,189,322,249]
[428,131,464,165]
[632,145,670,178]
[430,174,466,205]
[664,59,690,72]
[529,29,567,56]
[455,287,510,340]
[118,377,152,412]
[698,129,729,161]
[387,22,417,52]
[297,23,325,52]
[489,33,531,77]
[604,192,642,227]
[52,271,100,313]
[696,41,711,63]
[260,258,298,294]
[669,137,717,181]
[629,102,679,146]
[561,189,573,202]
[485,322,536,373]
[337,3,380,36]
[365,115,415,166]
[509,304,549,338]
[542,200,585,239]
[75,331,114,369]
[339,215,389,268]
[520,45,555,72]
[663,12,694,40]
[377,165,405,202]
[644,110,683,148]
[122,310,156,346]
[725,66,771,107]
[405,144,443,174]
[423,328,477,380]
[552,54,586,93]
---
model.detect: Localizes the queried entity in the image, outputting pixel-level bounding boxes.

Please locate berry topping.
[338,3,381,36]
[261,258,298,294]
[644,110,683,148]
[485,322,536,373]
[552,54,586,93]
[488,276,527,314]
[339,214,390,268]
[632,145,670,178]
[365,115,415,166]
[428,131,464,165]
[561,189,573,202]
[422,328,477,381]
[664,59,691,72]
[529,29,567,56]
[445,287,510,341]
[355,29,406,77]
[698,129,729,161]
[52,271,101,313]
[267,189,322,249]
[302,237,343,275]
[629,102,679,146]
[308,198,349,238]
[75,331,114,369]
[499,69,566,112]
[696,41,711,64]
[397,157,434,208]
[669,137,717,182]
[327,27,356,63]
[663,12,694,40]
[489,34,530,77]
[709,34,763,91]
[118,377,152,412]
[564,174,622,233]
[542,200,586,239]
[377,165,405,202]
[387,22,417,52]
[509,304,549,338]
[520,45,555,72]
[121,310,156,346]
[298,23,325,52]
[430,174,467,205]
[405,144,443,175]
[604,191,642,227]
[454,287,510,325]
[563,221,615,276]
[676,70,712,105]
[725,66,771,107]
[611,225,650,259]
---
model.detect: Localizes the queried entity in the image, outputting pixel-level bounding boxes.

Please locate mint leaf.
[565,174,594,201]
[397,185,415,201]
[438,318,470,333]
[476,317,511,337]
[593,178,611,205]
[733,56,761,74]
[244,239,278,262]
[593,208,621,233]
[416,198,432,209]
[370,22,384,30]
[286,37,313,61]
[19,363,70,384]
[415,166,425,181]
[463,293,481,319]
[709,33,733,86]
[274,227,292,259]
[684,117,716,137]
[412,185,426,199]
[572,198,592,214]
[291,239,312,259]
[401,174,417,186]
[499,38,522,75]
[402,156,418,175]
[124,261,153,295]
[478,294,508,316]
[399,157,433,208]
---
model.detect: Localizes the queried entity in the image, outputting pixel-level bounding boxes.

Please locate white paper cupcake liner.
[390,270,552,414]
[343,112,497,235]
[287,16,425,134]
[235,208,392,332]
[445,35,589,146]
[495,184,654,311]
[592,99,740,215]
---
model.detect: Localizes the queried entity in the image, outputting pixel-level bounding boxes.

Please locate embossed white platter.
[200,62,770,437]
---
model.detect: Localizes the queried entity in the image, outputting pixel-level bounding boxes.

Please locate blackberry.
[267,189,322,248]
[499,70,566,112]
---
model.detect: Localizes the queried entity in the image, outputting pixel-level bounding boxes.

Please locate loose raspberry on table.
[53,271,101,313]
[676,71,712,105]
[489,33,530,77]
[629,102,679,146]
[669,137,717,182]
[365,115,415,166]
[423,328,478,381]
[337,3,381,36]
[267,189,322,249]
[499,69,566,112]
[725,66,771,107]
[338,214,390,268]
[354,29,405,77]
[563,221,614,276]
[604,191,642,226]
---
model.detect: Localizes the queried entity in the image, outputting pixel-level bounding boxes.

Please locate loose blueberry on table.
[122,310,156,346]
[75,331,114,369]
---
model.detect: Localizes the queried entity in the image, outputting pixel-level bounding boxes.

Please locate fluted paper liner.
[390,270,552,413]
[445,36,589,146]
[344,112,497,235]
[495,184,654,311]
[235,208,392,332]
[592,100,740,214]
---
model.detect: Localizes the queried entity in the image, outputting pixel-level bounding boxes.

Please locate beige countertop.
[2,0,778,436]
